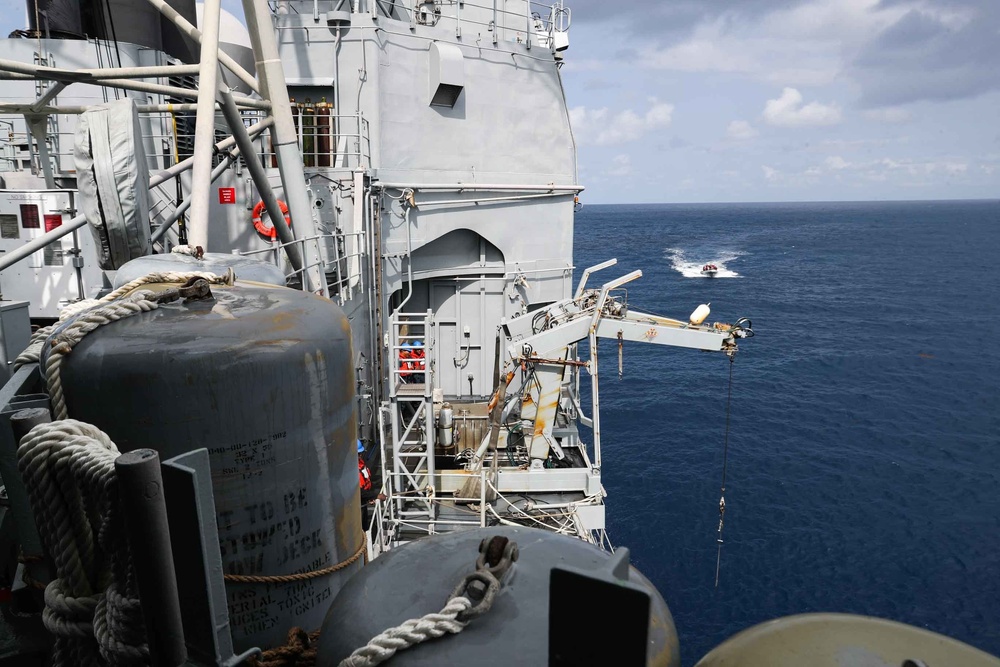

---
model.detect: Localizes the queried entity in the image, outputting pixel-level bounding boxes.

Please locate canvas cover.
[74,98,152,270]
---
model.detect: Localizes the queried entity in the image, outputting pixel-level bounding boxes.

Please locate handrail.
[0,117,273,272]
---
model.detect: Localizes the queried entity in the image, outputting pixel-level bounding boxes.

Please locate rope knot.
[251,626,320,667]
[42,579,99,639]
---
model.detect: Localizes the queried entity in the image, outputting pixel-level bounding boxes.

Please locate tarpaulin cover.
[75,98,151,270]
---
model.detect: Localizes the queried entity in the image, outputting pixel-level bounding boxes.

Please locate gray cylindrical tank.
[316,526,680,667]
[112,252,287,288]
[53,280,362,651]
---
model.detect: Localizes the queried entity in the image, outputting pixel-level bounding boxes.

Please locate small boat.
[701,263,719,277]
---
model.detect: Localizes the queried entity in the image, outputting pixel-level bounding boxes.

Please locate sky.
[560,0,1000,202]
[3,0,998,203]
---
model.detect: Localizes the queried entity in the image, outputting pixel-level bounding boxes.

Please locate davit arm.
[500,260,752,468]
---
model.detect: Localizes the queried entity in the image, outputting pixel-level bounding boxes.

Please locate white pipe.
[243,0,325,295]
[0,58,202,80]
[32,81,66,110]
[0,103,240,114]
[414,191,573,207]
[0,118,273,272]
[143,0,260,94]
[575,258,618,298]
[378,182,584,192]
[0,58,265,107]
[187,0,224,250]
[392,204,415,314]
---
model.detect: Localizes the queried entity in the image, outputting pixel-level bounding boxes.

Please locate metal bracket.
[162,448,260,666]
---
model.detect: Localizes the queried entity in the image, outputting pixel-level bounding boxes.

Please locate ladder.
[388,310,436,530]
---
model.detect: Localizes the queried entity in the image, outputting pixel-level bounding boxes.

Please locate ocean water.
[572,200,1000,665]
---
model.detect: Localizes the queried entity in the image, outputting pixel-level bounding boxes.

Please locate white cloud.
[641,38,755,74]
[727,120,759,140]
[763,88,842,127]
[825,156,852,170]
[864,107,913,124]
[944,162,968,176]
[761,165,779,181]
[570,101,674,146]
[606,155,632,177]
[634,0,909,87]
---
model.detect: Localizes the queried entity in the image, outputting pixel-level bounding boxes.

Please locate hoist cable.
[715,355,735,588]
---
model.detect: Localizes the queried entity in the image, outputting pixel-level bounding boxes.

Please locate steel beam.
[217,85,305,273]
[242,0,325,294]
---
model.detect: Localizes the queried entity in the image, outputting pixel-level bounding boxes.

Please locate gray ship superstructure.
[0,2,995,666]
[0,1,769,664]
[0,0,747,557]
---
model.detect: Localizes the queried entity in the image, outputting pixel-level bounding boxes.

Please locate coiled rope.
[337,596,473,667]
[13,270,234,372]
[17,420,148,666]
[337,537,515,667]
[45,292,162,420]
[13,271,234,425]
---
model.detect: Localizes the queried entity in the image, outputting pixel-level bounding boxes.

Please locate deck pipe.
[217,84,305,274]
[242,0,326,295]
[8,408,53,588]
[115,449,187,667]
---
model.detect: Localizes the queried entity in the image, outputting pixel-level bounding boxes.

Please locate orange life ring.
[251,199,291,239]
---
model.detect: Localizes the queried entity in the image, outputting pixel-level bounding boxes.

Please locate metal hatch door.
[431,277,504,398]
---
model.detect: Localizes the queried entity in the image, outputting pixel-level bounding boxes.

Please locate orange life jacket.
[358,457,372,491]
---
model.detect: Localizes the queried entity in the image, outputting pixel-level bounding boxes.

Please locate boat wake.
[666,247,743,278]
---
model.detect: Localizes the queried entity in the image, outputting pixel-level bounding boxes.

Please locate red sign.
[218,187,237,204]
[44,214,63,232]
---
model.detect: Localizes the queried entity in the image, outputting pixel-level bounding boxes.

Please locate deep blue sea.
[572,200,1000,665]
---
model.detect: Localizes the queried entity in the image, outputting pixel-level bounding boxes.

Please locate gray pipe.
[242,0,326,295]
[150,154,234,244]
[8,408,53,588]
[115,449,187,667]
[143,0,260,94]
[217,86,305,275]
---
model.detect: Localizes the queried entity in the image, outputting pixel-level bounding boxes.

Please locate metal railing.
[0,108,371,176]
[272,0,570,51]
[237,229,367,303]
[368,465,608,557]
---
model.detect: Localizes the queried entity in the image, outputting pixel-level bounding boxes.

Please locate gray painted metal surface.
[50,282,363,650]
[162,448,253,666]
[0,301,30,382]
[112,252,287,287]
[316,526,679,667]
[0,366,49,585]
[115,449,188,666]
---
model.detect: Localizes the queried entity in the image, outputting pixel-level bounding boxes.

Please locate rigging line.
[102,0,123,69]
[715,355,735,589]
